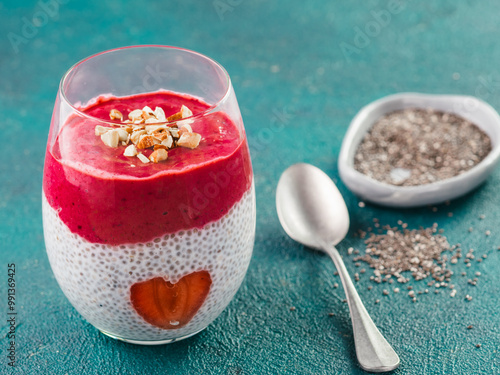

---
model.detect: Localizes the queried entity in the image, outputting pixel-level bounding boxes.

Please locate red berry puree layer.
[43,92,253,246]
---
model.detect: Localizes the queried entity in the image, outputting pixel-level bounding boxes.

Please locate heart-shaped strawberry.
[130,271,212,329]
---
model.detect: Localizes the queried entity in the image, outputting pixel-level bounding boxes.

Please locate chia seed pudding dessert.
[42,89,255,343]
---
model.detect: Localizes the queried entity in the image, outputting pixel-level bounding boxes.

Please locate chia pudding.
[42,91,255,343]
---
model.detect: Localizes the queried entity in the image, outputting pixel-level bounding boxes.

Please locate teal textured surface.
[0,1,499,374]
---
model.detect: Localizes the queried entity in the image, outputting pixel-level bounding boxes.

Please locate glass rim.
[59,45,232,126]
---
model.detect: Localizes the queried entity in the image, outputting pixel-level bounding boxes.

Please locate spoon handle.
[323,244,400,373]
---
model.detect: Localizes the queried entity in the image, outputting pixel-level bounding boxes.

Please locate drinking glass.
[42,46,256,344]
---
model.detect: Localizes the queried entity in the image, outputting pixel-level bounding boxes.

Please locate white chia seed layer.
[43,184,255,342]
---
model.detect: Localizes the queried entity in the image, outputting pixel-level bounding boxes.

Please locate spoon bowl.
[276,163,400,373]
[276,163,349,249]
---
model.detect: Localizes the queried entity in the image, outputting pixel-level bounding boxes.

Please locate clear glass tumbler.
[42,46,256,344]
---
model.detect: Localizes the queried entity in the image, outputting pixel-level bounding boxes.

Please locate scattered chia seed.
[354,108,491,186]
[333,283,339,289]
[290,306,296,311]
[476,344,481,348]
[358,201,366,208]
[354,223,452,284]
[467,325,473,329]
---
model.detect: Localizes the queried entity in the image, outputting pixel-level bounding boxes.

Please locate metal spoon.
[276,163,400,373]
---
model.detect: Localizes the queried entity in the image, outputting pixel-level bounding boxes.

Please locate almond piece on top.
[129,109,144,122]
[101,129,120,147]
[177,132,201,149]
[181,105,193,118]
[161,139,174,149]
[137,153,150,164]
[124,144,138,157]
[145,117,161,124]
[160,133,174,149]
[178,123,192,136]
[116,128,129,142]
[150,148,168,163]
[95,125,114,136]
[169,127,180,138]
[130,130,147,145]
[153,130,171,141]
[178,105,194,126]
[167,111,183,122]
[109,109,123,121]
[136,135,160,149]
[153,144,168,151]
[154,107,166,122]
[146,124,167,134]
[142,106,155,117]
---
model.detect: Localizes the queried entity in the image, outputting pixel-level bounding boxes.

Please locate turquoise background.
[1,0,499,374]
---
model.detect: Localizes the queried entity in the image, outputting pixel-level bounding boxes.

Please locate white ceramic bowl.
[338,93,500,207]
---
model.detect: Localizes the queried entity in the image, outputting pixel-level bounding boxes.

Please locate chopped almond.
[167,111,183,122]
[178,124,192,136]
[153,131,171,141]
[116,128,129,142]
[154,107,166,122]
[129,109,144,122]
[146,124,167,134]
[169,128,179,138]
[154,144,168,151]
[136,135,160,149]
[101,129,120,147]
[181,105,193,118]
[137,153,150,164]
[150,148,168,163]
[95,125,113,136]
[124,144,138,157]
[142,106,155,117]
[109,109,123,121]
[177,132,201,149]
[145,117,161,124]
[130,130,147,145]
[161,135,174,149]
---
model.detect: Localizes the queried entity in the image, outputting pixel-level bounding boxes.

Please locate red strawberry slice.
[130,271,212,329]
